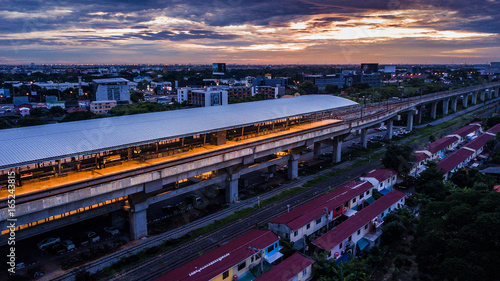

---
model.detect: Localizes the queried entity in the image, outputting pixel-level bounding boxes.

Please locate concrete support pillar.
[472,92,477,105]
[417,106,423,124]
[451,98,458,112]
[462,95,468,108]
[387,119,394,140]
[495,87,499,98]
[487,89,492,99]
[407,113,414,131]
[442,99,449,115]
[332,136,342,163]
[57,159,62,176]
[479,91,485,102]
[287,154,299,180]
[128,193,150,240]
[225,173,239,203]
[129,207,147,240]
[360,129,368,148]
[313,142,322,159]
[431,102,438,119]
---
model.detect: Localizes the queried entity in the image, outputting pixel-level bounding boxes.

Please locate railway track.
[104,160,381,281]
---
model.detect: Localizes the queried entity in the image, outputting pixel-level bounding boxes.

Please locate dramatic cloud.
[0,0,498,64]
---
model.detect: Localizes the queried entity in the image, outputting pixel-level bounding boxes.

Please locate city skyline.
[1,0,499,65]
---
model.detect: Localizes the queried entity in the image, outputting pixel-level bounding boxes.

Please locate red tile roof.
[426,136,459,154]
[414,152,429,163]
[437,148,474,173]
[155,230,279,281]
[270,181,373,231]
[254,252,314,281]
[362,169,397,182]
[450,123,481,138]
[312,190,406,251]
[487,123,500,135]
[464,134,494,151]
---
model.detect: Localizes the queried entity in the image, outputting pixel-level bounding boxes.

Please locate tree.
[414,162,447,201]
[60,111,97,122]
[382,144,415,176]
[325,84,339,94]
[49,106,66,117]
[29,107,48,118]
[130,91,144,103]
[17,116,47,127]
[0,118,12,129]
[382,220,406,243]
[298,80,319,95]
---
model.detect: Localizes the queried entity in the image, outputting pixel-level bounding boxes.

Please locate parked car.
[185,195,204,206]
[61,240,76,251]
[374,126,387,131]
[371,135,385,141]
[86,231,100,243]
[49,242,66,255]
[103,226,120,236]
[37,237,61,250]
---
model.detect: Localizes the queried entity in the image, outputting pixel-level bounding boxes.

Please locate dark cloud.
[129,29,240,41]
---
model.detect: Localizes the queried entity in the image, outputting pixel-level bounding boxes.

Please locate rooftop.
[92,78,130,84]
[0,95,357,168]
[437,148,474,173]
[450,123,481,138]
[254,252,314,281]
[156,229,279,281]
[464,133,494,151]
[312,190,406,251]
[361,169,397,182]
[270,181,373,231]
[426,136,459,154]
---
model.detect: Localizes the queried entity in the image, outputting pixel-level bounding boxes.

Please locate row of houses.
[158,169,406,281]
[412,123,483,174]
[438,123,500,180]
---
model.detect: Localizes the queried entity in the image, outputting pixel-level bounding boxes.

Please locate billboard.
[212,63,226,76]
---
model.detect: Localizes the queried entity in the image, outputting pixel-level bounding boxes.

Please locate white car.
[37,237,61,250]
[103,227,120,236]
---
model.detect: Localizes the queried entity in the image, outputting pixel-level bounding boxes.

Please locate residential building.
[156,229,281,281]
[360,169,398,195]
[312,190,406,261]
[252,85,284,99]
[268,181,374,249]
[437,149,475,180]
[361,63,379,74]
[190,87,228,107]
[252,75,286,87]
[254,252,314,281]
[93,78,131,102]
[34,81,89,91]
[90,100,117,114]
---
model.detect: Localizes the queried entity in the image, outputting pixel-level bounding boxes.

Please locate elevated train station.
[0,95,359,242]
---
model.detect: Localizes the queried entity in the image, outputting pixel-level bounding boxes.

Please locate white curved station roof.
[0,95,357,168]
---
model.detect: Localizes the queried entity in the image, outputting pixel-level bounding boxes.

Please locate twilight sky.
[0,0,499,65]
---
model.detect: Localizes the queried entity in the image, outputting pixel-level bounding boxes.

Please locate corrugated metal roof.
[0,95,357,168]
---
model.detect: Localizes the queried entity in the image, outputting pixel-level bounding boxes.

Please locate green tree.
[0,118,12,129]
[29,107,48,118]
[130,91,144,103]
[49,106,66,117]
[325,84,339,94]
[382,144,415,176]
[17,116,47,127]
[298,80,319,95]
[415,162,447,201]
